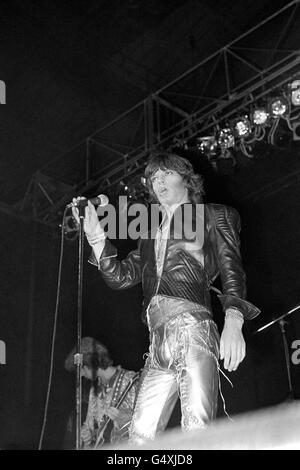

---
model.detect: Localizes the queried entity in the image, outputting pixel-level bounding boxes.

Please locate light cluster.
[194,79,300,165]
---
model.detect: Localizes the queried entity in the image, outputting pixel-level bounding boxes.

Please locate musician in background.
[64,337,139,449]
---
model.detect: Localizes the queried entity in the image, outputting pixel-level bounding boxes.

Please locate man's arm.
[72,199,142,290]
[88,238,142,290]
[211,205,259,371]
[212,205,260,320]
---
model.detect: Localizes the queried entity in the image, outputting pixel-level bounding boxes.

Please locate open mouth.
[159,188,167,196]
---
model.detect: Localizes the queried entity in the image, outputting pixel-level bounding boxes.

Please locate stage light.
[196,136,218,155]
[290,80,300,106]
[269,96,289,117]
[233,116,252,137]
[251,108,269,126]
[217,128,235,148]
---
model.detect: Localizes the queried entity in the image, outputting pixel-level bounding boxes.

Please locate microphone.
[67,194,109,208]
[88,194,109,207]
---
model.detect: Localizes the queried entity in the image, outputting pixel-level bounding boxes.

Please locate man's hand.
[106,407,124,429]
[71,199,102,237]
[220,316,246,372]
[106,407,132,430]
[106,406,121,422]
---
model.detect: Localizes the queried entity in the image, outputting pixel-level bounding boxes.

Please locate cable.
[37,206,68,450]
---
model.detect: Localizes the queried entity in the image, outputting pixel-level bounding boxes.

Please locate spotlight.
[251,108,269,126]
[196,136,217,155]
[290,80,300,106]
[232,116,252,137]
[217,128,235,148]
[268,96,289,117]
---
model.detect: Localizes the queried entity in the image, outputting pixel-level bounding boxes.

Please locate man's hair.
[64,337,113,373]
[144,151,204,204]
[82,351,113,371]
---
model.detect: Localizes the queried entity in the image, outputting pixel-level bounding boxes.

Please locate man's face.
[150,168,188,207]
[81,365,94,381]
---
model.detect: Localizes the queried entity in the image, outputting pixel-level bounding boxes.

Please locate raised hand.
[71,198,102,238]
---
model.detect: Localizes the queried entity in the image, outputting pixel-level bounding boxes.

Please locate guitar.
[93,371,140,449]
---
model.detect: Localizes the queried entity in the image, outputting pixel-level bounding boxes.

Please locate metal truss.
[4,0,300,227]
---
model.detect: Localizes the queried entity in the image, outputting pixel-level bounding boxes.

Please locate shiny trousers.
[129,296,220,444]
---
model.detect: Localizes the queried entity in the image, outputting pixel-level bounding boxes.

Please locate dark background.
[0,0,300,449]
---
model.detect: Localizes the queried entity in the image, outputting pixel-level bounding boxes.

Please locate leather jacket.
[89,203,260,321]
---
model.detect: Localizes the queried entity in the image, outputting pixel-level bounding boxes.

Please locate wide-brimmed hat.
[64,337,109,372]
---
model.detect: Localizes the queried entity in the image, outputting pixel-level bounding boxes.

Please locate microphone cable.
[37,207,69,450]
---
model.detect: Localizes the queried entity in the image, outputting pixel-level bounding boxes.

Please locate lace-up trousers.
[129,296,220,444]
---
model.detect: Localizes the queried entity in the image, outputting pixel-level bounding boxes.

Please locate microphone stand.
[74,203,86,450]
[278,319,295,401]
[256,303,300,401]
